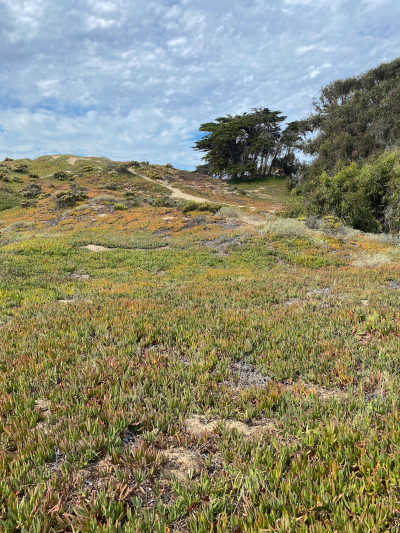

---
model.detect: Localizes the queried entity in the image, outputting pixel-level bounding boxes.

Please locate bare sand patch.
[185,415,274,439]
[67,156,90,165]
[351,253,391,268]
[57,296,77,304]
[296,381,348,401]
[80,457,112,483]
[223,361,272,389]
[34,398,50,433]
[162,448,202,481]
[82,244,112,252]
[69,273,91,281]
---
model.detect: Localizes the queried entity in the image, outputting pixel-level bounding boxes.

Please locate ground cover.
[0,156,400,531]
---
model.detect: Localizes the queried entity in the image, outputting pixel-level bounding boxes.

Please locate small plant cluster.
[181,200,221,213]
[21,183,42,199]
[153,196,176,208]
[29,172,40,179]
[83,165,94,172]
[116,163,131,174]
[55,187,88,207]
[147,170,163,180]
[0,173,10,182]
[114,203,128,211]
[12,163,28,173]
[53,171,73,181]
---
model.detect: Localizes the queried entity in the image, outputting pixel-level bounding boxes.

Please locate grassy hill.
[1,155,400,531]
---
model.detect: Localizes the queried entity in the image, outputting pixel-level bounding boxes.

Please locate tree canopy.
[301,57,400,177]
[193,108,300,179]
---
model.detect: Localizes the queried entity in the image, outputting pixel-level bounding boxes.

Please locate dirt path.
[128,168,254,208]
[129,169,215,203]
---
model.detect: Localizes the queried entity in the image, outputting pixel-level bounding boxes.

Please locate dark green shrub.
[53,171,69,181]
[13,176,23,183]
[308,150,400,232]
[0,174,10,183]
[55,188,88,208]
[116,164,130,174]
[100,182,119,191]
[12,164,28,173]
[21,183,42,198]
[153,197,175,208]
[4,157,14,162]
[29,172,39,179]
[0,193,19,211]
[83,165,93,172]
[21,200,37,208]
[181,200,221,213]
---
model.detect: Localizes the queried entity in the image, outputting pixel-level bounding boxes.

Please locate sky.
[0,0,399,169]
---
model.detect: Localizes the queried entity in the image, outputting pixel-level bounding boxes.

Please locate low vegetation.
[0,154,399,531]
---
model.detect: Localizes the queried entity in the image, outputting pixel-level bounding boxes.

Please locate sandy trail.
[129,169,254,208]
[129,169,214,203]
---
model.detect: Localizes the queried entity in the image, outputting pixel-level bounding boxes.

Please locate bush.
[83,165,93,172]
[165,163,173,169]
[0,174,10,182]
[100,182,118,190]
[3,221,32,232]
[262,218,309,238]
[308,150,400,232]
[12,164,28,173]
[114,203,128,210]
[13,176,23,183]
[116,164,130,174]
[181,201,221,214]
[4,157,14,162]
[53,171,69,181]
[55,188,88,208]
[21,200,37,208]
[89,195,117,205]
[147,171,163,180]
[21,183,42,198]
[0,194,19,211]
[153,196,175,208]
[29,172,39,179]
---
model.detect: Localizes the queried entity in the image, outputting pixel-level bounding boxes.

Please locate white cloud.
[0,0,399,168]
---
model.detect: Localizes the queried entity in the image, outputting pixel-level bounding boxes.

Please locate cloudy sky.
[0,0,399,168]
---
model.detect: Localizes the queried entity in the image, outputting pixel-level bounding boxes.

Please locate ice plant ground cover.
[1,155,400,531]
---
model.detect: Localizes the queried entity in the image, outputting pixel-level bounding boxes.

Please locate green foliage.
[83,165,94,172]
[194,108,300,179]
[0,192,19,211]
[29,172,39,179]
[55,188,88,207]
[308,150,400,232]
[116,163,131,174]
[12,163,28,173]
[147,170,163,180]
[181,200,221,213]
[53,170,70,181]
[114,203,128,210]
[0,173,10,183]
[153,196,176,208]
[302,57,400,178]
[21,183,42,199]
